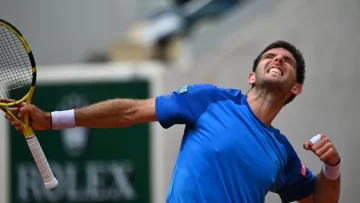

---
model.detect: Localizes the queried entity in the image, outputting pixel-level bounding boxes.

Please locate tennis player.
[6,40,341,203]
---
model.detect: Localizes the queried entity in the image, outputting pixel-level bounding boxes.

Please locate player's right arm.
[5,98,156,130]
[74,98,156,128]
[5,84,234,131]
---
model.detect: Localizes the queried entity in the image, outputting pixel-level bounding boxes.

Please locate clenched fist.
[303,134,341,166]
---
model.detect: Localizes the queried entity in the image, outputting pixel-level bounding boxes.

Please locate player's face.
[248,48,302,96]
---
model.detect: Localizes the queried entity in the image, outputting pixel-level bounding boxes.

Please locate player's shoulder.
[178,83,244,104]
[177,83,216,93]
[180,83,243,96]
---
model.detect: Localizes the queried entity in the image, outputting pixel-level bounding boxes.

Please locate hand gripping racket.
[0,19,58,189]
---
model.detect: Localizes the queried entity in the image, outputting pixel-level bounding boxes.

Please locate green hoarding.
[9,80,150,203]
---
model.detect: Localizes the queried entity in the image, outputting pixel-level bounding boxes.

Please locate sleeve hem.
[279,175,316,202]
[155,96,172,129]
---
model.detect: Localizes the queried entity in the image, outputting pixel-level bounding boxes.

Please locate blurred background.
[0,0,359,202]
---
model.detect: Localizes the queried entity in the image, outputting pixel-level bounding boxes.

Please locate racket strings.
[0,25,33,99]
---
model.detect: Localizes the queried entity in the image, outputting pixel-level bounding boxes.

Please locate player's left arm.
[275,134,341,203]
[298,172,340,203]
[298,134,341,203]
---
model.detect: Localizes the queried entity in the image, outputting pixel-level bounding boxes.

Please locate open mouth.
[267,67,283,76]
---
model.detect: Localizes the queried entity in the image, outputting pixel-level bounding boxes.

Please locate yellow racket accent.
[0,20,31,53]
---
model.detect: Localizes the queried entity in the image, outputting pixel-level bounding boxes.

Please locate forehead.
[263,47,295,60]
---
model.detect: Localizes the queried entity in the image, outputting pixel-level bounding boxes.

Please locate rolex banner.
[9,81,150,203]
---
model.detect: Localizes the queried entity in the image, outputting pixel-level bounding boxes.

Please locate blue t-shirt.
[155,84,316,203]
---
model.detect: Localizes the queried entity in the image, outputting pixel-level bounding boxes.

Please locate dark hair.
[251,40,306,105]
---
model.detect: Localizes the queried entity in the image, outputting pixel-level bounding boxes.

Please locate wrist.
[322,158,341,180]
[326,158,341,166]
[51,109,76,130]
[45,112,52,130]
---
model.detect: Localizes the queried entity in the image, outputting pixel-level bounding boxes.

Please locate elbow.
[117,108,139,127]
[121,115,138,127]
[114,98,156,127]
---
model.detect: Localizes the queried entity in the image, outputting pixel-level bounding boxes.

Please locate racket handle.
[25,135,58,190]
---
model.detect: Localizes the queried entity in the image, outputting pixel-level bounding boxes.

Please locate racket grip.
[25,135,58,190]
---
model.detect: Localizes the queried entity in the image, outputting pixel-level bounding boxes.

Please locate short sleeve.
[276,140,316,202]
[155,84,241,129]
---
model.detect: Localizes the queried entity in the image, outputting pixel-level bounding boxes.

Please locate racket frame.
[0,19,58,190]
[0,19,37,137]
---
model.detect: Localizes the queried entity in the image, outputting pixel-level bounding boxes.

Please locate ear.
[248,72,256,85]
[291,83,302,95]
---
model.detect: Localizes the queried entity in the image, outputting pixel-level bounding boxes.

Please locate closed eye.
[263,53,276,59]
[284,56,296,68]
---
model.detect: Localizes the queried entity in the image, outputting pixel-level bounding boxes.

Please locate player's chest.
[212,131,286,179]
[197,118,287,186]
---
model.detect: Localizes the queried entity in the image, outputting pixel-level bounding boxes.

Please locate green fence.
[9,80,151,203]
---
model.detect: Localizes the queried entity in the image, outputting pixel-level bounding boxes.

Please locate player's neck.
[246,88,286,126]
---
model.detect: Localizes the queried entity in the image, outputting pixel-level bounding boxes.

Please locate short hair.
[251,40,306,105]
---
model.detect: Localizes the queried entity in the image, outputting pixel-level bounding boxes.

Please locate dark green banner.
[9,80,150,203]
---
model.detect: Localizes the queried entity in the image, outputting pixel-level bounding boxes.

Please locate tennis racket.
[0,19,58,190]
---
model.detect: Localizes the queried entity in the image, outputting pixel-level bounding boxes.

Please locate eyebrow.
[263,53,296,66]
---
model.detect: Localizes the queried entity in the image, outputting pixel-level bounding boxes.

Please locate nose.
[274,56,284,64]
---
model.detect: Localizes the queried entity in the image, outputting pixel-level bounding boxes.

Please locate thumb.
[303,134,321,150]
[303,142,311,150]
[18,105,33,119]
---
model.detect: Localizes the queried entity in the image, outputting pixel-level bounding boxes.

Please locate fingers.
[3,113,24,131]
[0,98,15,103]
[1,101,25,120]
[314,142,332,161]
[304,133,340,165]
[303,134,322,150]
[2,103,33,132]
[11,120,23,131]
[3,103,27,120]
[8,105,22,115]
[3,103,43,132]
[309,135,328,150]
[303,141,313,150]
[18,104,34,119]
[4,114,13,121]
[320,148,337,163]
[303,142,310,150]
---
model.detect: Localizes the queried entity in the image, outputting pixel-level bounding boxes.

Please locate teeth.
[269,68,282,76]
